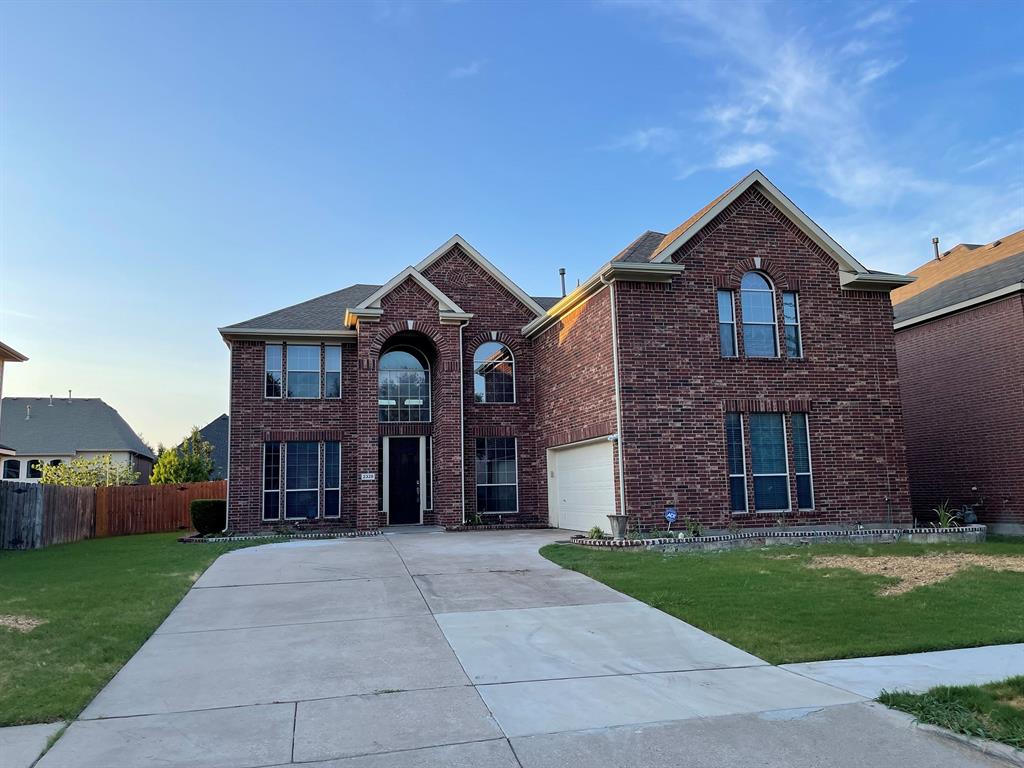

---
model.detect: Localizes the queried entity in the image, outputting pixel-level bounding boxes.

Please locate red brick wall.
[422,246,544,524]
[228,339,359,532]
[614,187,912,529]
[895,294,1024,527]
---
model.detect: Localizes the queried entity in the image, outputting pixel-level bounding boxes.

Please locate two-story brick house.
[220,170,914,534]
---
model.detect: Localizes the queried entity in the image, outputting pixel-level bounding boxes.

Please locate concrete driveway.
[38,529,1002,767]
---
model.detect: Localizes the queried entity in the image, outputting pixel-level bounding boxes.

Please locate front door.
[387,438,421,524]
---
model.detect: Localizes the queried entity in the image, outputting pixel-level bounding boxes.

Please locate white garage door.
[550,439,616,532]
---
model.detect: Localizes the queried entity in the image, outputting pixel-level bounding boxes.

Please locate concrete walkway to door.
[37,529,1003,767]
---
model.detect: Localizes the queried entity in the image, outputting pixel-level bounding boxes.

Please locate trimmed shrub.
[190,499,226,535]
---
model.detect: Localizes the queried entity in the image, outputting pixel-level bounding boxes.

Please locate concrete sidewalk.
[783,643,1024,698]
[34,530,1006,767]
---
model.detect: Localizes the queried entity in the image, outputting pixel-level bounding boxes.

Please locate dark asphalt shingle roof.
[225,285,564,331]
[893,250,1024,323]
[0,398,155,459]
[176,414,229,480]
[612,230,668,263]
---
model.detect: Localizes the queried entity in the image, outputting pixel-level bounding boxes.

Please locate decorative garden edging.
[571,525,987,552]
[445,523,555,532]
[179,529,383,544]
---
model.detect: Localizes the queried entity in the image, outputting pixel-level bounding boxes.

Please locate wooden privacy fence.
[95,481,226,538]
[0,480,226,550]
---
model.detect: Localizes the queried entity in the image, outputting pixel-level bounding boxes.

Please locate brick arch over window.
[366,322,450,361]
[720,259,794,292]
[465,330,524,358]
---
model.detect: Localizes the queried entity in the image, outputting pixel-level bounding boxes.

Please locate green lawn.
[0,533,261,726]
[540,537,1024,665]
[880,677,1024,749]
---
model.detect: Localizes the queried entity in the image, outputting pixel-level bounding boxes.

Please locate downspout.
[602,277,628,517]
[459,320,468,523]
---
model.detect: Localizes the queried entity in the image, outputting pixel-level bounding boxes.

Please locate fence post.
[95,487,109,538]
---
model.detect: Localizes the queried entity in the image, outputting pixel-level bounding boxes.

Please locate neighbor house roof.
[0,397,155,459]
[892,229,1024,327]
[182,414,229,480]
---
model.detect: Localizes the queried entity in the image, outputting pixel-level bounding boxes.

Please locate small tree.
[151,426,215,484]
[37,454,141,486]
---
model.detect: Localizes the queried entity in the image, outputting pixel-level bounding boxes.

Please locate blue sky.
[1,0,1021,449]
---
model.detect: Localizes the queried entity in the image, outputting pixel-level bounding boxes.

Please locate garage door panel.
[551,440,615,532]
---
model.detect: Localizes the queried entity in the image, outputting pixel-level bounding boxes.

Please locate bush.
[587,526,605,539]
[190,499,226,535]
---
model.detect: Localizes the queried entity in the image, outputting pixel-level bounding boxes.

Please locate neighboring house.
[219,170,914,534]
[892,228,1024,534]
[0,396,156,483]
[175,414,229,480]
[0,341,29,457]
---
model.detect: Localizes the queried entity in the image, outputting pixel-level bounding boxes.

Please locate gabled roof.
[639,170,912,291]
[416,235,547,316]
[351,266,467,314]
[0,397,155,459]
[220,285,377,336]
[612,230,667,263]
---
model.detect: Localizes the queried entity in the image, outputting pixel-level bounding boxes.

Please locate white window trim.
[750,413,791,513]
[324,345,342,399]
[717,290,739,358]
[378,346,432,423]
[726,413,748,515]
[783,292,803,359]
[265,343,283,399]
[740,272,780,358]
[287,344,322,400]
[262,442,281,521]
[473,342,516,404]
[475,437,519,514]
[793,413,815,510]
[284,442,321,519]
[324,441,341,518]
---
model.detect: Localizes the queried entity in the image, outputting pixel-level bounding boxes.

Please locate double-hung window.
[473,342,515,402]
[262,442,281,520]
[324,442,341,517]
[749,413,790,511]
[285,442,319,519]
[791,413,814,509]
[325,346,342,399]
[740,273,778,357]
[782,292,802,357]
[475,437,518,513]
[287,345,320,398]
[265,344,283,398]
[724,413,747,512]
[717,291,737,357]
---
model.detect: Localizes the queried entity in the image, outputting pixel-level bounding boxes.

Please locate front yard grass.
[879,676,1024,749]
[540,537,1024,664]
[0,533,261,726]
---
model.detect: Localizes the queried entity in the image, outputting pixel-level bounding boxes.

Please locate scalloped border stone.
[179,529,383,544]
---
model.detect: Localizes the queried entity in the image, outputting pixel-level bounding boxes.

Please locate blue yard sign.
[664,507,678,524]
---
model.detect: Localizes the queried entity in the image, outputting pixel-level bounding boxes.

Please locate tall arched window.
[473,342,515,403]
[379,348,430,422]
[740,272,778,357]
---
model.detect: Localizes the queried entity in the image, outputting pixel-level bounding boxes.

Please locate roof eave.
[894,282,1024,330]
[839,271,916,291]
[0,341,28,362]
[219,327,358,341]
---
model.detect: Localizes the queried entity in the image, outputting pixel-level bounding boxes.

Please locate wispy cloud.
[448,60,484,79]
[604,0,1023,271]
[605,126,679,153]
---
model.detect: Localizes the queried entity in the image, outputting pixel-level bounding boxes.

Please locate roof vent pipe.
[49,394,53,406]
[26,404,31,420]
[67,390,72,403]
[932,237,941,261]
[558,267,566,297]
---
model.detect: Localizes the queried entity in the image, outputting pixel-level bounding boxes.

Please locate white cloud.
[858,57,905,85]
[854,6,899,31]
[605,126,679,153]
[448,60,484,79]
[715,142,776,168]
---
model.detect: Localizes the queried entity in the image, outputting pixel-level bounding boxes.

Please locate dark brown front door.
[388,438,420,524]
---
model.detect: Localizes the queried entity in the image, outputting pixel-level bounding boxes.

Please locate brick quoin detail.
[227,199,912,533]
